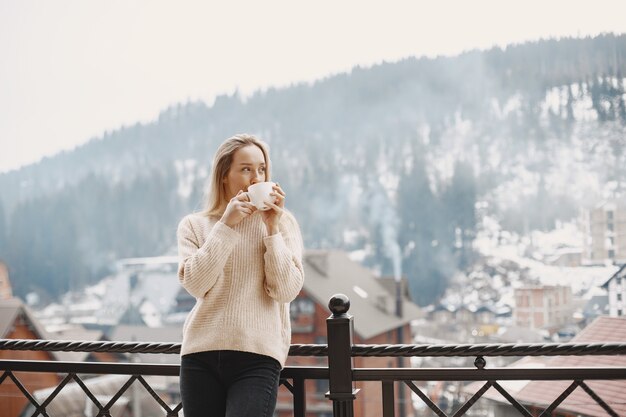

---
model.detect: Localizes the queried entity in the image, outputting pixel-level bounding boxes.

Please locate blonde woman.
[176,134,304,417]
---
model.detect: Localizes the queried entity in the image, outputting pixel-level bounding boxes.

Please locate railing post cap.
[328,294,350,316]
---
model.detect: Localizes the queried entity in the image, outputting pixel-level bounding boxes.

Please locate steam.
[367,179,402,282]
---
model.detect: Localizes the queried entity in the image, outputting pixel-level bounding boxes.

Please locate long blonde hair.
[203,134,271,217]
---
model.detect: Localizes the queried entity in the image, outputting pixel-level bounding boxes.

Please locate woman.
[176,134,305,417]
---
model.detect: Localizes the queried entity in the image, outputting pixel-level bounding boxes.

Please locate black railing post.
[326,294,359,417]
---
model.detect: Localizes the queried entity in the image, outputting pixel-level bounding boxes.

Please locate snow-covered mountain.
[2,34,626,305]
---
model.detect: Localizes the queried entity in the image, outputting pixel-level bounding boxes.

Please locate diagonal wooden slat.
[405,380,448,417]
[538,380,579,417]
[491,381,533,417]
[452,381,493,417]
[577,380,620,417]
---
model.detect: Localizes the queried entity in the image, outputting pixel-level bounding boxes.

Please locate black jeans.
[180,350,281,417]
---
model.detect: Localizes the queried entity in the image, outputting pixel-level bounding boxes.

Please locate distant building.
[430,303,456,325]
[0,297,122,417]
[474,305,498,325]
[427,303,500,327]
[34,255,182,330]
[0,262,124,416]
[582,294,610,322]
[455,305,475,324]
[514,285,573,331]
[279,250,423,417]
[545,248,583,267]
[0,298,60,417]
[601,264,626,317]
[582,200,626,264]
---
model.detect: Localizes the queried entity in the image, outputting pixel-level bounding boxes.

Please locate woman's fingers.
[273,184,286,196]
[264,200,283,212]
[238,201,255,211]
[235,191,250,202]
[271,185,285,207]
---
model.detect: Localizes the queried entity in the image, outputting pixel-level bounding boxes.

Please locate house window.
[290,296,315,333]
[618,293,623,302]
[618,276,623,286]
[607,211,614,221]
[618,309,623,317]
[609,249,615,259]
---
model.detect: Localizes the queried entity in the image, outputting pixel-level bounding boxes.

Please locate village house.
[0,264,125,417]
[514,285,574,332]
[601,263,626,317]
[0,296,61,417]
[582,200,626,264]
[280,249,423,417]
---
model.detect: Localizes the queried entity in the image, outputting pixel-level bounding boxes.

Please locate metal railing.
[1,294,626,417]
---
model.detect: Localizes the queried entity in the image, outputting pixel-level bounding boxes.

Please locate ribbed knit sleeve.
[177,215,240,298]
[263,211,305,303]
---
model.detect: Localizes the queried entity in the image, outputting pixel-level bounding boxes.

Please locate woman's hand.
[220,190,256,228]
[260,183,286,235]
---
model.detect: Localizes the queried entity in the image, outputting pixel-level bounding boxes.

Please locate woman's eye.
[242,167,250,172]
[259,167,266,172]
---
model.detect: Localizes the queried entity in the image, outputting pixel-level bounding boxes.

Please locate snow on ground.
[474,215,618,296]
[530,221,583,253]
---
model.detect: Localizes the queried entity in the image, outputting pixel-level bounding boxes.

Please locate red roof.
[516,316,626,416]
[466,316,626,417]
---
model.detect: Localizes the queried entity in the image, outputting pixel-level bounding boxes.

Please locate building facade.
[280,250,423,417]
[582,200,626,264]
[514,285,573,331]
[602,264,626,317]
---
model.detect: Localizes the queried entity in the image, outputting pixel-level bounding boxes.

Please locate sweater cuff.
[209,221,241,245]
[263,232,287,252]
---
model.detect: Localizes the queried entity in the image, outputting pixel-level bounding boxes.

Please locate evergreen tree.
[442,161,477,268]
[397,145,449,305]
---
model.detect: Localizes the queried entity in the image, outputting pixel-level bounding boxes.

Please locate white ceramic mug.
[246,181,276,211]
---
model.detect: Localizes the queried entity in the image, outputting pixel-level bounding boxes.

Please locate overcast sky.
[2,0,626,173]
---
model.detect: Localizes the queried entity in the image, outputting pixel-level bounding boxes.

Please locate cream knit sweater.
[176,210,304,367]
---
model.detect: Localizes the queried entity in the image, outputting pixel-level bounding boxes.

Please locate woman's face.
[223,145,267,200]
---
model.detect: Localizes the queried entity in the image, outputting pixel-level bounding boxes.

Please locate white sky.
[1,0,626,173]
